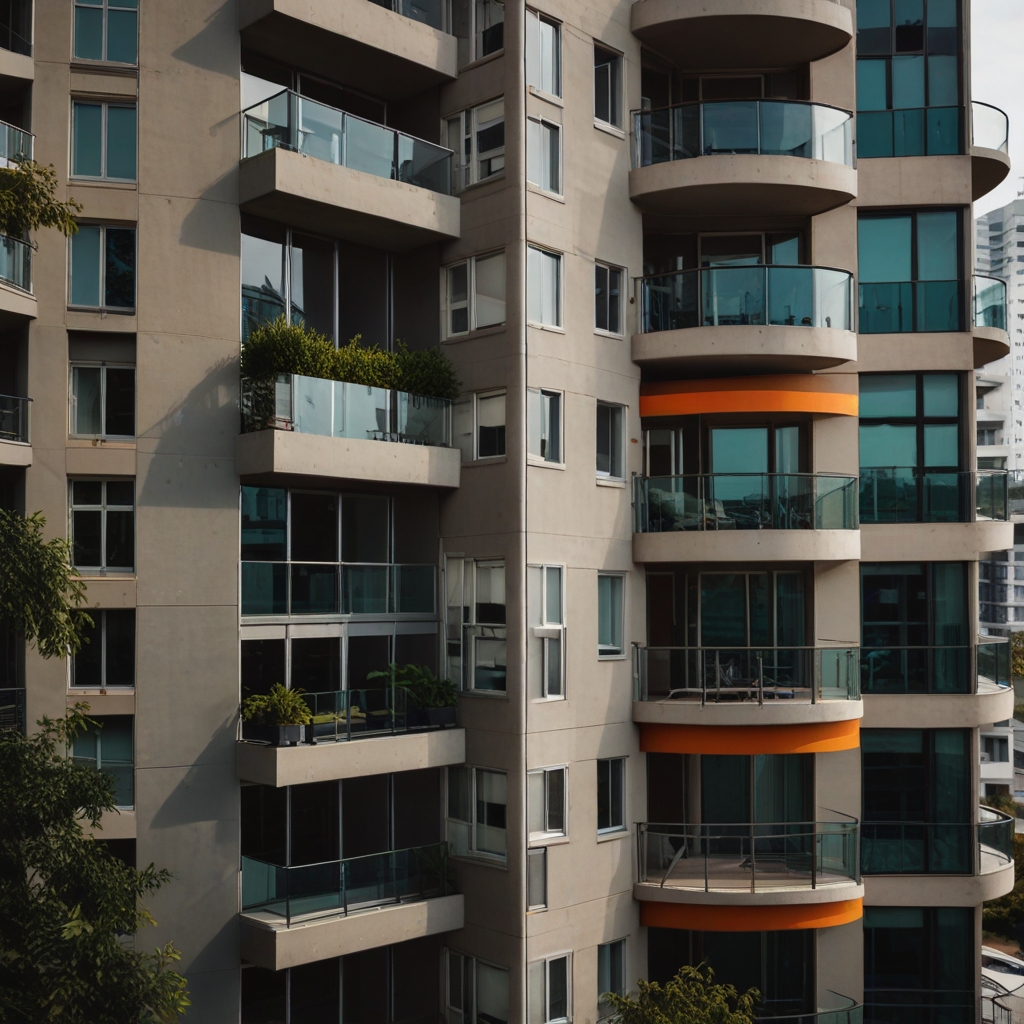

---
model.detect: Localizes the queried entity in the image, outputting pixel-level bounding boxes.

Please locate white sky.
[971,0,1024,216]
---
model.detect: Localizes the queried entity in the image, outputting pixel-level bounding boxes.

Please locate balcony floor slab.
[860,521,1013,562]
[633,698,863,728]
[863,863,1013,906]
[634,878,864,907]
[861,683,1013,730]
[0,438,30,466]
[633,529,860,564]
[0,281,35,328]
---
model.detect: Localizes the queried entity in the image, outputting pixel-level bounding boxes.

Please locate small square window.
[69,225,136,311]
[597,573,624,656]
[595,262,623,334]
[70,363,136,438]
[597,939,626,1018]
[597,757,625,833]
[528,388,562,463]
[526,10,561,97]
[527,117,561,195]
[528,246,562,327]
[596,402,624,479]
[529,954,571,1024]
[594,45,623,129]
[528,766,567,839]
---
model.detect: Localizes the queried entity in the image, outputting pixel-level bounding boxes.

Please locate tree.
[0,160,80,238]
[985,833,1024,939]
[0,707,189,1023]
[0,508,91,658]
[1012,631,1024,686]
[605,964,759,1024]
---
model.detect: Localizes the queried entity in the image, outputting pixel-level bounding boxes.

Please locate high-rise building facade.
[0,0,1017,1021]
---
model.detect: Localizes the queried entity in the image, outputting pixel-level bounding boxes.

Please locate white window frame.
[594,44,623,130]
[527,245,563,328]
[454,0,506,67]
[526,9,561,98]
[597,939,626,1019]
[453,389,507,462]
[597,572,625,658]
[446,556,508,693]
[447,764,508,863]
[69,362,136,440]
[446,949,511,1024]
[597,756,626,835]
[527,116,562,196]
[528,765,567,841]
[71,99,137,181]
[527,845,548,911]
[528,952,572,1024]
[596,401,625,481]
[528,388,563,465]
[594,262,624,335]
[529,563,565,699]
[443,250,507,338]
[446,99,505,192]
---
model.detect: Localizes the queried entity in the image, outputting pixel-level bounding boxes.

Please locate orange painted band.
[640,720,860,755]
[639,898,863,932]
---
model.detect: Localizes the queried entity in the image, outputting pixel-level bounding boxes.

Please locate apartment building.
[0,0,1017,1021]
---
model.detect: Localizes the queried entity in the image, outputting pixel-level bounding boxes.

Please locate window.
[69,224,136,310]
[597,573,624,656]
[597,757,625,833]
[526,10,561,97]
[527,846,547,910]
[72,101,137,181]
[594,45,622,129]
[858,210,962,333]
[72,609,135,687]
[453,390,506,461]
[446,100,505,191]
[597,940,625,1018]
[527,246,562,327]
[528,564,564,697]
[595,263,623,334]
[596,402,624,479]
[983,736,1009,762]
[529,954,571,1024]
[74,0,138,64]
[856,0,960,158]
[446,950,510,1024]
[527,117,561,194]
[452,0,505,66]
[447,765,508,861]
[72,715,134,806]
[528,389,562,463]
[446,557,507,692]
[528,766,567,839]
[70,479,135,572]
[444,251,507,337]
[70,363,135,438]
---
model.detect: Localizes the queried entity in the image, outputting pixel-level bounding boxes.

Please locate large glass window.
[596,402,625,479]
[858,210,962,332]
[597,757,625,832]
[70,363,135,438]
[594,45,623,129]
[528,564,564,698]
[445,557,507,692]
[597,940,625,1018]
[859,373,963,522]
[861,729,971,873]
[528,765,566,839]
[444,251,506,337]
[700,754,812,825]
[861,562,969,692]
[70,478,135,573]
[526,10,561,97]
[72,609,135,687]
[527,246,562,327]
[451,0,504,66]
[74,0,138,64]
[72,715,134,806]
[595,262,623,334]
[72,101,137,181]
[864,906,973,1024]
[856,0,961,157]
[446,100,505,191]
[528,954,570,1024]
[597,573,624,656]
[527,117,561,195]
[69,225,136,311]
[447,765,508,861]
[446,950,510,1024]
[453,389,506,461]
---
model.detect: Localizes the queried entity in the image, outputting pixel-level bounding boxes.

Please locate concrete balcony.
[0,392,30,466]
[971,101,1011,201]
[633,265,856,376]
[860,520,1014,562]
[239,94,459,252]
[974,274,1011,365]
[630,0,853,70]
[239,0,457,102]
[630,101,856,219]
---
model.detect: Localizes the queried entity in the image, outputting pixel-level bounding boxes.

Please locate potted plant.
[366,664,458,729]
[241,684,312,747]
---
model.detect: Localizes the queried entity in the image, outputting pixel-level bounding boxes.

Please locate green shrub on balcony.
[240,317,461,401]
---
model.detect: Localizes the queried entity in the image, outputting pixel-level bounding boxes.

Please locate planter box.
[244,723,304,747]
[408,706,457,729]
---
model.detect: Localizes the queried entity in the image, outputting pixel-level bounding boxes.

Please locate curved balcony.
[974,274,1011,364]
[629,101,856,218]
[0,392,29,466]
[972,101,1010,201]
[635,646,862,727]
[0,234,33,326]
[758,996,863,1024]
[859,469,1007,525]
[634,265,855,374]
[633,473,859,563]
[629,0,852,70]
[636,819,862,906]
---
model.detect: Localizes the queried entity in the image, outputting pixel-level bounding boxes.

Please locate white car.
[984,946,1024,997]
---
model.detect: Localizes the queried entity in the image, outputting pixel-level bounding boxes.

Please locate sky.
[971,0,1024,217]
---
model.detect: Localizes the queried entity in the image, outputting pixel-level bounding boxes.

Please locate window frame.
[71,715,135,808]
[528,764,568,841]
[443,249,507,339]
[594,44,623,130]
[71,99,138,182]
[446,99,506,192]
[454,0,505,67]
[527,115,562,196]
[71,608,136,688]
[527,387,564,466]
[527,245,563,329]
[594,261,624,336]
[68,223,137,313]
[595,401,625,480]
[597,572,625,658]
[69,477,136,574]
[446,948,511,1024]
[73,0,139,65]
[454,389,507,462]
[526,9,562,99]
[529,563,565,699]
[447,764,509,864]
[528,952,572,1024]
[445,556,508,693]
[69,361,137,440]
[596,756,626,834]
[597,939,626,1019]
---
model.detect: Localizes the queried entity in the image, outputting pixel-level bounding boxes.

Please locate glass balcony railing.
[639,265,853,334]
[973,101,1010,153]
[0,119,31,166]
[858,469,1008,524]
[860,640,1010,695]
[241,561,436,617]
[632,100,854,169]
[241,842,453,926]
[858,279,961,333]
[0,0,31,56]
[634,474,858,533]
[0,687,25,732]
[0,234,30,294]
[757,996,863,1024]
[866,990,974,1024]
[637,820,860,893]
[857,106,961,159]
[636,647,860,705]
[241,88,452,196]
[0,393,29,443]
[369,0,449,31]
[241,373,452,448]
[974,274,1008,330]
[862,808,1013,875]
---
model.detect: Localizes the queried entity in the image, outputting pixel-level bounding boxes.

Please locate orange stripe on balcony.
[639,720,860,755]
[639,899,863,932]
[639,375,858,419]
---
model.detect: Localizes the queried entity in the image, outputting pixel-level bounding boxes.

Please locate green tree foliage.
[985,834,1024,938]
[0,160,81,238]
[1012,631,1024,685]
[240,317,462,401]
[0,508,91,658]
[605,964,759,1024]
[0,707,189,1023]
